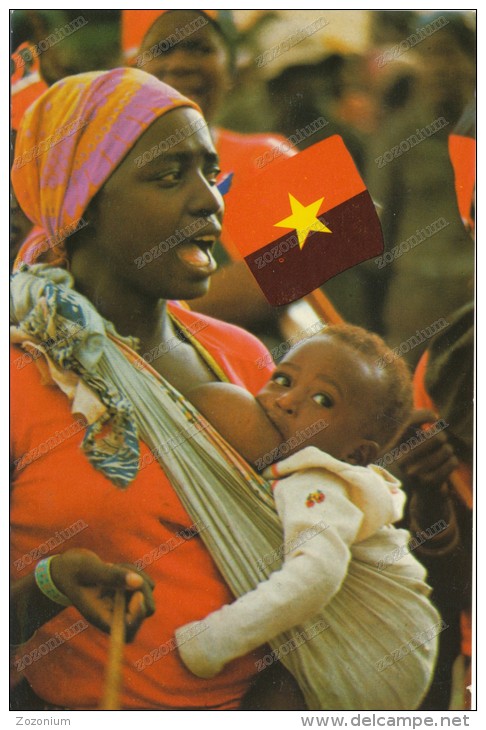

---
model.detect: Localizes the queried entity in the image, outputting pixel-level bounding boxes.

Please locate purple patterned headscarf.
[12,67,200,267]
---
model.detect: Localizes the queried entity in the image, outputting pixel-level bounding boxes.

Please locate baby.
[175,324,441,710]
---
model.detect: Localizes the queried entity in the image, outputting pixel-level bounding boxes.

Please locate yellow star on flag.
[274,193,332,249]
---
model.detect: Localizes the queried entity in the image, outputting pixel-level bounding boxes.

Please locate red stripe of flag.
[223,135,384,306]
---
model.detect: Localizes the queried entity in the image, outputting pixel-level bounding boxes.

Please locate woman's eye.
[155,169,182,185]
[272,373,291,387]
[205,167,221,186]
[313,393,334,408]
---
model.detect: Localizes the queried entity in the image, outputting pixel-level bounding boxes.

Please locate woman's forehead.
[130,107,215,157]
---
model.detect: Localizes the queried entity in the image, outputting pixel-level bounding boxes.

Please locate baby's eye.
[313,393,334,408]
[272,372,291,387]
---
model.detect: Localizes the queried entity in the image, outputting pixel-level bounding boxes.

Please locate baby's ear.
[346,440,380,467]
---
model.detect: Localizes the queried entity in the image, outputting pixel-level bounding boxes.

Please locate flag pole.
[100,589,126,710]
[305,289,344,325]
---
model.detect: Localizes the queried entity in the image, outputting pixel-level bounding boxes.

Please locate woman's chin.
[169,278,212,303]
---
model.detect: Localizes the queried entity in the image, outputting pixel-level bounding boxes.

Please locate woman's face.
[79,107,224,302]
[140,10,231,123]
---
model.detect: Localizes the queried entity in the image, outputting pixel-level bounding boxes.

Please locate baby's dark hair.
[318,323,413,452]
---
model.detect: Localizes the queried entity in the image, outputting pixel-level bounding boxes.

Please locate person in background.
[266,55,367,170]
[407,302,473,710]
[10,9,122,85]
[394,92,475,709]
[399,112,474,708]
[365,13,475,366]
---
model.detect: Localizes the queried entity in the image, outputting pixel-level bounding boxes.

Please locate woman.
[129,8,296,336]
[10,67,302,711]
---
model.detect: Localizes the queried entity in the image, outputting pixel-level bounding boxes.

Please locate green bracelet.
[35,556,72,607]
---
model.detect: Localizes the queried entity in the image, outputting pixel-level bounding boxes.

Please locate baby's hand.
[50,548,155,642]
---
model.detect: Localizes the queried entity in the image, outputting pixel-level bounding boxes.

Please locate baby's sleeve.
[175,466,364,678]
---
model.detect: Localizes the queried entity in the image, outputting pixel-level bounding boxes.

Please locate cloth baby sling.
[11,264,337,708]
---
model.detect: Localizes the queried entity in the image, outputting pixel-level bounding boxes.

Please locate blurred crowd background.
[10,8,475,368]
[10,10,476,712]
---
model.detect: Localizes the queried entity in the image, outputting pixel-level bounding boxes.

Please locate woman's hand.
[50,549,155,642]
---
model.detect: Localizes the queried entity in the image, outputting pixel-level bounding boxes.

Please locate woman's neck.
[69,257,219,394]
[69,256,171,345]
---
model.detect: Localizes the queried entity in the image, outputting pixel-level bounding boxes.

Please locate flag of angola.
[223,135,384,306]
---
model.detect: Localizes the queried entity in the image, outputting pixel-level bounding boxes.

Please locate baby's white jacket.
[175,447,439,710]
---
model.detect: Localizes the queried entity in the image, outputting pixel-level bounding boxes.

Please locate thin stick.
[305,289,344,325]
[450,470,473,510]
[100,589,126,710]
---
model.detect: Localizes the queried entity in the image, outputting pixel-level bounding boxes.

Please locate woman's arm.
[11,548,155,647]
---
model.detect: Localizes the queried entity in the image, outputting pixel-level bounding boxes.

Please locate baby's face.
[256,335,384,463]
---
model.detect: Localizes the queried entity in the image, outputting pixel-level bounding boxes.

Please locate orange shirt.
[10,304,274,709]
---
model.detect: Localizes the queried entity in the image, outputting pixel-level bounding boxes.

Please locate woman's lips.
[176,237,217,274]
